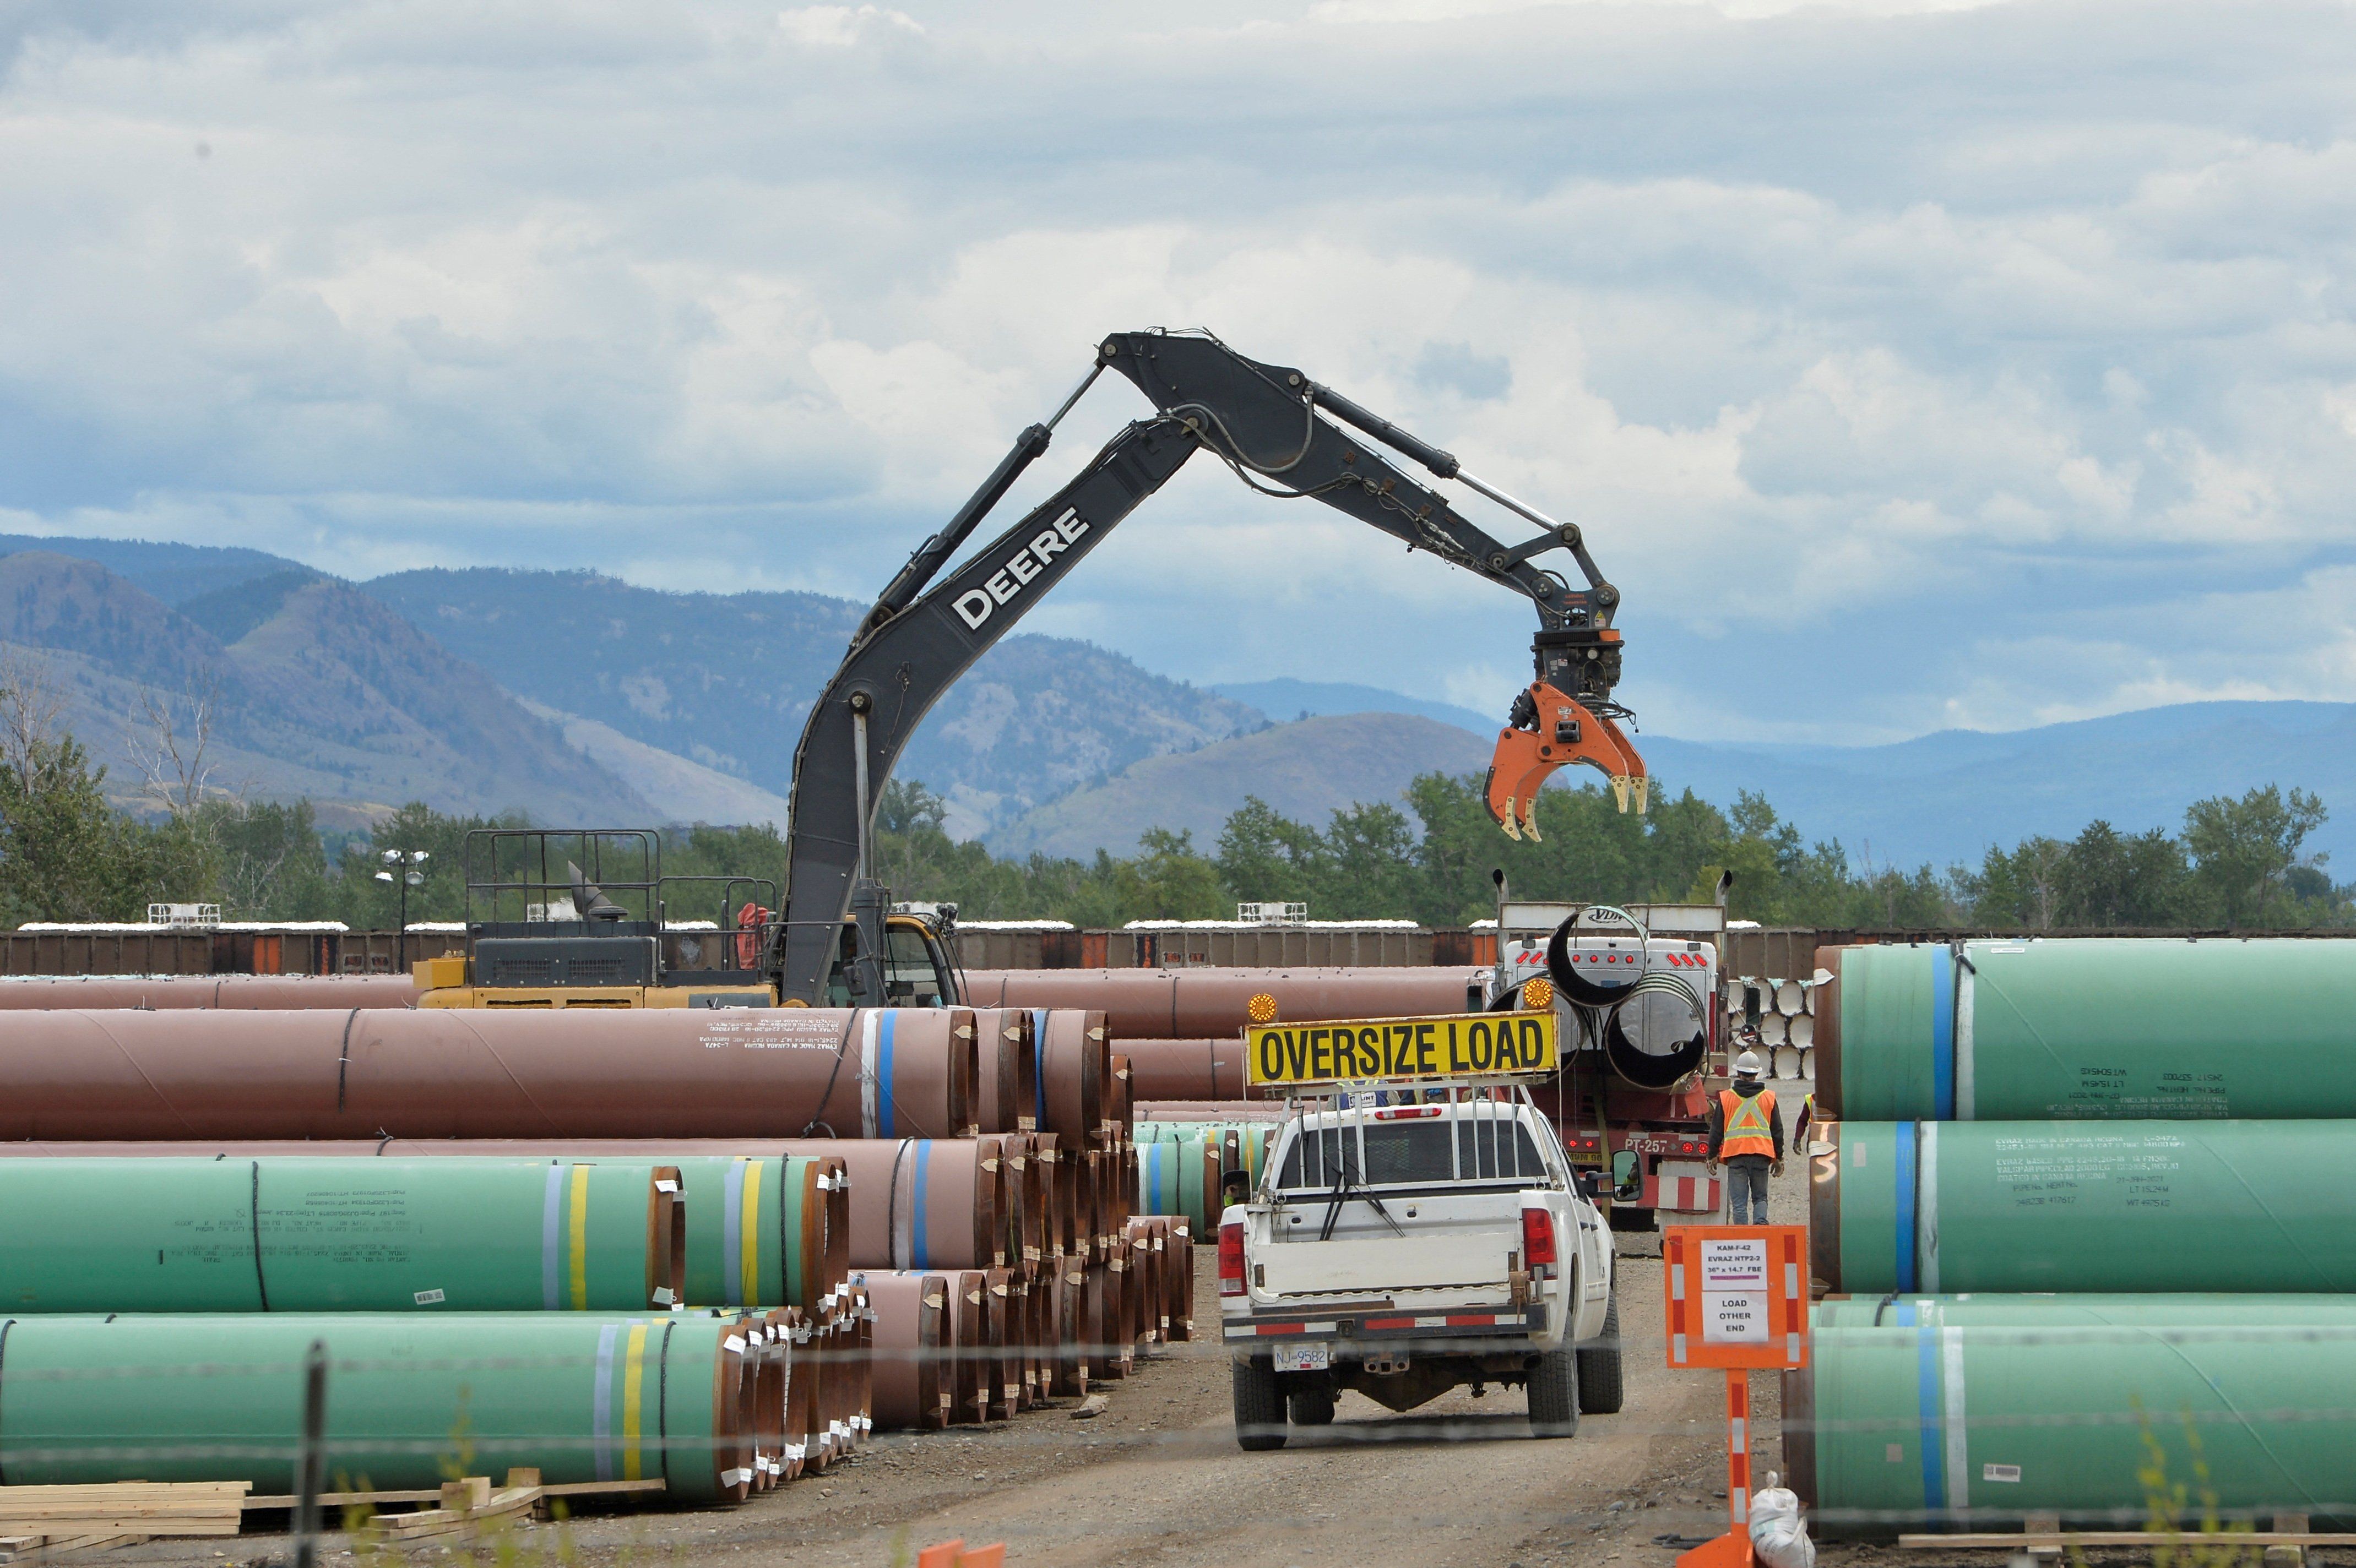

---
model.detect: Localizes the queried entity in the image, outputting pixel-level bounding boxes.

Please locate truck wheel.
[1232,1357,1288,1451]
[1288,1387,1337,1426]
[1576,1291,1625,1415]
[1527,1348,1579,1438]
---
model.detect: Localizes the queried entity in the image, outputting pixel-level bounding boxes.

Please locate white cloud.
[776,6,923,47]
[1,0,2355,747]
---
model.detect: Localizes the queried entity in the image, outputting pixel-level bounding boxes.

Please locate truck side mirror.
[1576,1170,1603,1202]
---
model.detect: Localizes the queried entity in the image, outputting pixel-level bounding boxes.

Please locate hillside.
[990,712,1491,858]
[1212,677,1497,737]
[1641,702,2356,872]
[0,533,295,607]
[362,567,1261,836]
[0,552,650,823]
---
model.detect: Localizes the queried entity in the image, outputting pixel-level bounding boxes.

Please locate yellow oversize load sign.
[1245,1010,1558,1088]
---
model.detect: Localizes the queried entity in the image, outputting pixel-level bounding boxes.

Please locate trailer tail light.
[1521,1206,1559,1271]
[1372,1106,1441,1120]
[1219,1221,1246,1297]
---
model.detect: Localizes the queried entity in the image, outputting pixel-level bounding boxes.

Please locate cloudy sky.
[3,0,2354,745]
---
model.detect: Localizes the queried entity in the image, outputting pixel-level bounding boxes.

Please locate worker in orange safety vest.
[1705,1047,1784,1225]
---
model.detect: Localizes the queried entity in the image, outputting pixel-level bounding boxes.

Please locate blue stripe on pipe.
[1032,1008,1050,1128]
[722,1157,747,1307]
[877,1010,899,1139]
[1931,949,1955,1121]
[1916,1321,1945,1512]
[910,1140,930,1267]
[541,1164,564,1311]
[592,1323,619,1481]
[1145,1141,1164,1211]
[1893,1122,1918,1295]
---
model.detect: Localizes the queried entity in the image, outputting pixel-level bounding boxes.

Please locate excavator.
[415,329,1647,1010]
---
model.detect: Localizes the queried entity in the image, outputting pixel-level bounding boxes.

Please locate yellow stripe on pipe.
[740,1159,766,1309]
[622,1322,649,1482]
[569,1164,593,1310]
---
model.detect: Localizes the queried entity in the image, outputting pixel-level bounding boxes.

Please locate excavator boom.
[769,329,1646,1004]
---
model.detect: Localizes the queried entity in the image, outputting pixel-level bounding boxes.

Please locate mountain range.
[2,531,2352,875]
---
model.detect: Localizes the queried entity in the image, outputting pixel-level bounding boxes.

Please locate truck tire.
[1527,1348,1579,1438]
[1288,1387,1337,1426]
[1233,1356,1288,1451]
[1576,1291,1626,1415]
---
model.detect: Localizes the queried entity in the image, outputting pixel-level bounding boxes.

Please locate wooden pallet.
[1899,1510,2332,1561]
[0,1531,149,1565]
[0,1482,249,1545]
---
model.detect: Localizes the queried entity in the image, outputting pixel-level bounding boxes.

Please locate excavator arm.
[770,328,1646,1005]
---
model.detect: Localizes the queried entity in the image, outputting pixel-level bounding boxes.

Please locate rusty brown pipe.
[1133,1100,1288,1121]
[981,1267,1019,1420]
[1120,1038,1252,1102]
[940,1268,989,1424]
[778,1306,812,1479]
[968,1008,1041,1135]
[1811,944,1848,1118]
[1049,1253,1089,1400]
[851,1272,948,1432]
[964,968,1489,1039]
[0,975,423,1009]
[0,1007,976,1140]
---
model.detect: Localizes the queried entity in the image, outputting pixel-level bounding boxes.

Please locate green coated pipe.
[1133,1139,1217,1233]
[1134,1121,1274,1189]
[1794,1308,2356,1533]
[663,1155,838,1311]
[0,1159,682,1313]
[1813,1120,2356,1295]
[0,1314,749,1501]
[1815,1294,2356,1329]
[1825,939,2356,1121]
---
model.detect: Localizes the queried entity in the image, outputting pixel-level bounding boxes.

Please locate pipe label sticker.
[1983,1463,2021,1483]
[1699,1237,1770,1343]
[413,1287,446,1305]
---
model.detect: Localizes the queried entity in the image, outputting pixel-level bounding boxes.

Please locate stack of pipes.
[1796,938,2356,1536]
[1722,973,1816,1081]
[0,1000,1145,1487]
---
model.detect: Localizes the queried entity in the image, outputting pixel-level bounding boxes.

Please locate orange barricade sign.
[1662,1226,1810,1568]
[1663,1224,1809,1371]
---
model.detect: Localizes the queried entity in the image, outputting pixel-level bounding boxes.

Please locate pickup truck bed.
[1219,1097,1621,1447]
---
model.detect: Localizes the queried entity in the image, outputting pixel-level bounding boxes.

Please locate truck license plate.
[1273,1342,1330,1373]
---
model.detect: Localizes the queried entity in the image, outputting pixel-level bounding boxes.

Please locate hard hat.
[1733,1050,1764,1078]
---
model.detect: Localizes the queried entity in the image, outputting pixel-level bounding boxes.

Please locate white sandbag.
[1750,1477,1814,1568]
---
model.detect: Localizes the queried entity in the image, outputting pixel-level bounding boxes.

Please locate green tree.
[1213,797,1322,906]
[2055,820,2187,927]
[2181,785,2330,928]
[1111,828,1228,922]
[200,798,335,921]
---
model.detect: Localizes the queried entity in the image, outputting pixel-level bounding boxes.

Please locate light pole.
[375,849,430,973]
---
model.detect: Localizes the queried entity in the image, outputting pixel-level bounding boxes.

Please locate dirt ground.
[132,1150,1886,1568]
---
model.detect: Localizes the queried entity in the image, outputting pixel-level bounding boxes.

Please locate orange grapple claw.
[1482,683,1652,834]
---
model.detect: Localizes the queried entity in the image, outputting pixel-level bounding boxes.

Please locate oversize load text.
[1246,1012,1557,1085]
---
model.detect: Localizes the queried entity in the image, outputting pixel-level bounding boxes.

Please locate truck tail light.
[1521,1206,1559,1270]
[1219,1221,1246,1297]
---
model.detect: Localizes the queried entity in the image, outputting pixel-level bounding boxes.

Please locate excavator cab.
[817,907,959,1008]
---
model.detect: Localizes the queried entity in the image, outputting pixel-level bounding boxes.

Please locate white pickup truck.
[1217,1093,1621,1448]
